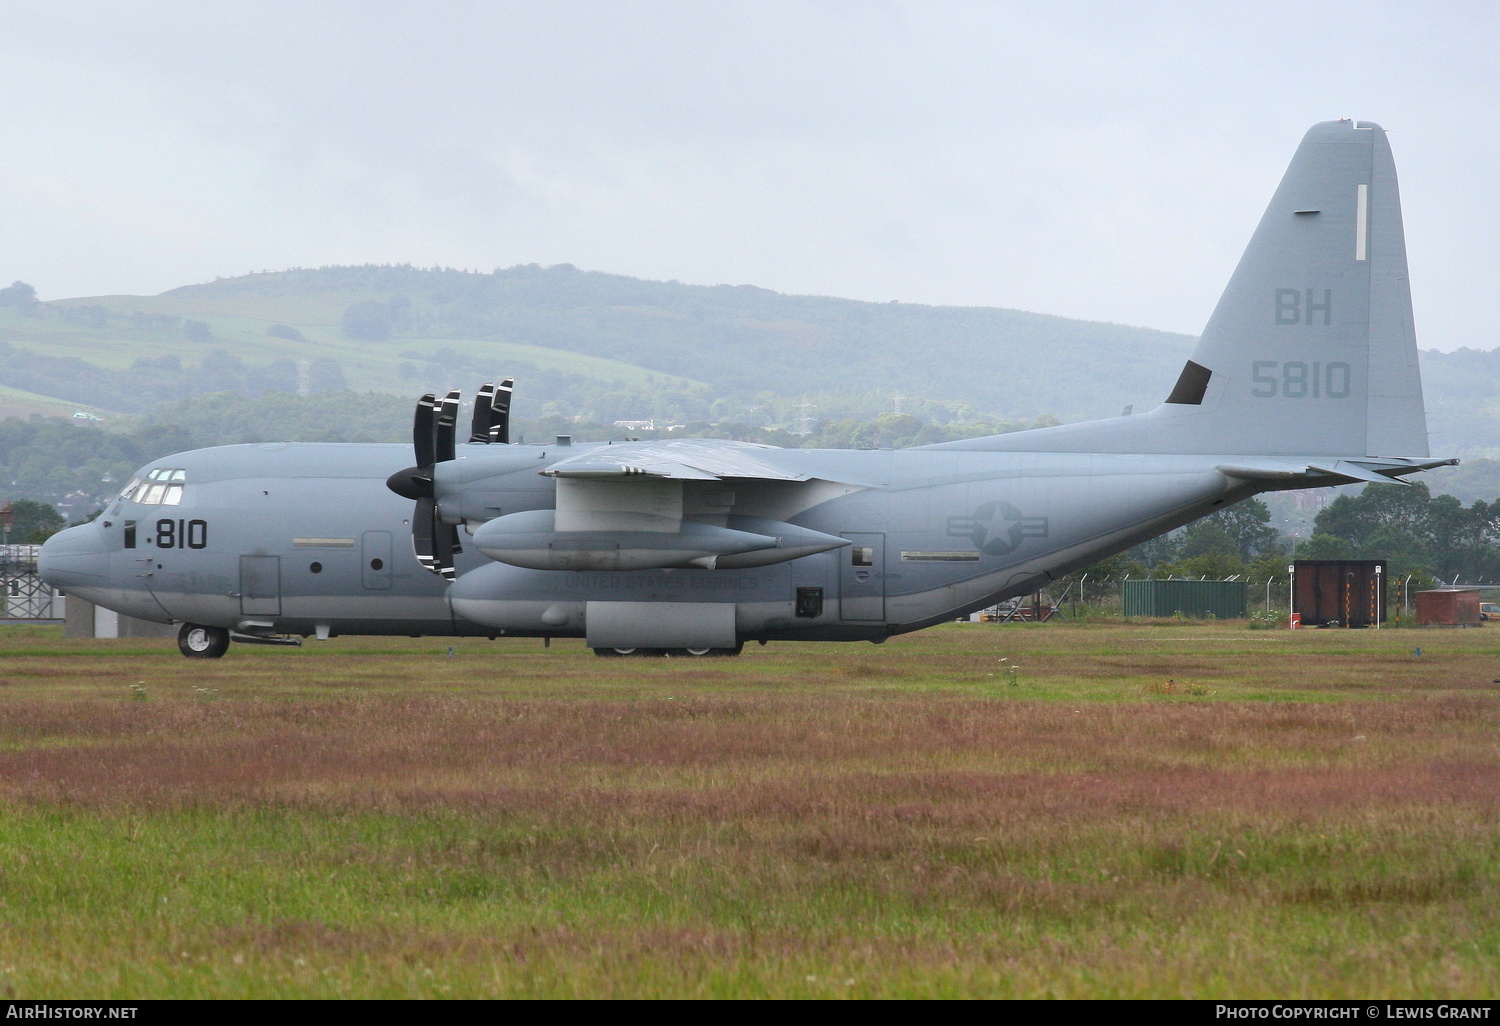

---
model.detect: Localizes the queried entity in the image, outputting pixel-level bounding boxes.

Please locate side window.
[123,521,136,549]
[851,547,874,567]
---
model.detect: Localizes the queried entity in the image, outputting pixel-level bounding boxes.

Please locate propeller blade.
[434,520,458,580]
[492,377,514,444]
[469,382,496,443]
[435,389,461,463]
[412,497,438,573]
[413,393,437,467]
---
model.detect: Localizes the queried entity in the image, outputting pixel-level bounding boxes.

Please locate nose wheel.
[178,623,230,659]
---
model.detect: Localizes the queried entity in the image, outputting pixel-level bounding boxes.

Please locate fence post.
[1287,564,1296,628]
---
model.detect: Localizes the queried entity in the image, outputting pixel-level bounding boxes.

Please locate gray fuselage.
[41,437,1254,643]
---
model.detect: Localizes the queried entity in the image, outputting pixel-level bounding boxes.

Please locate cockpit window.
[124,468,187,505]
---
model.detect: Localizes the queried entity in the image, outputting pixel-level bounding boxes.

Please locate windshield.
[120,467,186,506]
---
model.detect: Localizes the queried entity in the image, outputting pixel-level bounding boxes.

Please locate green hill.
[0,264,1494,458]
[1,264,1194,427]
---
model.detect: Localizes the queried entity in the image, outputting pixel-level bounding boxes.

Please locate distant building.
[0,545,63,621]
[1290,490,1330,511]
[1414,588,1481,628]
[613,419,655,431]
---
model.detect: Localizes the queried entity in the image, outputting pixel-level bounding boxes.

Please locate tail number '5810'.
[1252,361,1351,399]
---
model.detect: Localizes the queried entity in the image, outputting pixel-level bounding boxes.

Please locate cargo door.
[239,555,281,616]
[840,532,886,621]
[361,531,393,590]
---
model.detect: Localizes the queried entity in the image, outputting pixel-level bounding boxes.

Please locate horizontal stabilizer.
[1307,462,1412,486]
[1217,455,1456,487]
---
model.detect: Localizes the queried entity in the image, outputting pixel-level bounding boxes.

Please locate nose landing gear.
[177,623,230,659]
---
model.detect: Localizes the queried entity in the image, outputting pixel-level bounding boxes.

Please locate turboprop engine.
[387,383,852,579]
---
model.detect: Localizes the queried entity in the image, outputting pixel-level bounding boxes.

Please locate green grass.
[0,622,1495,997]
[0,383,104,421]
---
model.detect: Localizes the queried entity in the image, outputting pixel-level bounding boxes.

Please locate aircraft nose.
[37,524,110,589]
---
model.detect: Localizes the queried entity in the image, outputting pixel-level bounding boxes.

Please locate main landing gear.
[593,644,744,658]
[177,623,230,659]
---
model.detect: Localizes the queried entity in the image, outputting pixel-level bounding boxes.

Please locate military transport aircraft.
[39,120,1454,658]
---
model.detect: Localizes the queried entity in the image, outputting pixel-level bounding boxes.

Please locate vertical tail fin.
[1155,119,1428,457]
[926,120,1436,459]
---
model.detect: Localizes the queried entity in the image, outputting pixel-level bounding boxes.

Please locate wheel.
[666,644,744,658]
[178,623,230,659]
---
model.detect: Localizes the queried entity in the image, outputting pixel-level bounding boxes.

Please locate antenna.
[796,400,817,436]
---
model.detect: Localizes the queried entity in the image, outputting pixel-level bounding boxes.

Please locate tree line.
[4,389,1497,587]
[1074,481,1498,594]
[0,342,348,414]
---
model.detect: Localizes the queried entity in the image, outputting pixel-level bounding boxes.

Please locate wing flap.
[544,439,808,482]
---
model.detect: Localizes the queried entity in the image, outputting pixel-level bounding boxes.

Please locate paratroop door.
[239,555,281,616]
[840,532,885,621]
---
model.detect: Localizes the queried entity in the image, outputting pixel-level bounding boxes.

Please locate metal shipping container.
[1121,579,1247,619]
[1292,560,1386,627]
[1414,588,1481,627]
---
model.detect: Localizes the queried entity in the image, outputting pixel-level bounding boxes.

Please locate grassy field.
[0,621,1496,998]
[0,384,104,422]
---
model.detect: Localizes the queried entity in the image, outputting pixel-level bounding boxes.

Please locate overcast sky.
[2,1,1496,348]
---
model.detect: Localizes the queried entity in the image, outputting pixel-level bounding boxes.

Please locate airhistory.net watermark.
[4,1008,137,1019]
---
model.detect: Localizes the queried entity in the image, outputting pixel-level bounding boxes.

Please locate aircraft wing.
[542,439,810,482]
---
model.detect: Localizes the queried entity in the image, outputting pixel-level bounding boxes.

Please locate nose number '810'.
[155,518,208,549]
[1251,360,1351,399]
